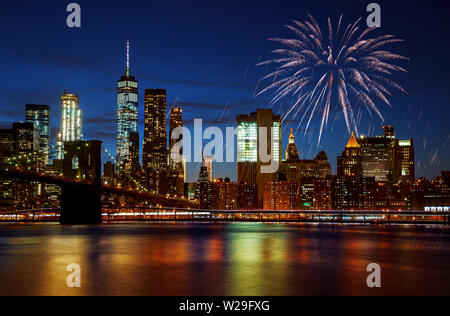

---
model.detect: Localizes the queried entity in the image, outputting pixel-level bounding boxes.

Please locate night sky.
[0,0,449,182]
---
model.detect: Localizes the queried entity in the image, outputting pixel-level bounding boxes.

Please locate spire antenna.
[126,40,130,77]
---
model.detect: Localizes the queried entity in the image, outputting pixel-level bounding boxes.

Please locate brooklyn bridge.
[0,140,196,224]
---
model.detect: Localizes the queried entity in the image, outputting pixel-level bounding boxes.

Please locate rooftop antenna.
[126,40,130,77]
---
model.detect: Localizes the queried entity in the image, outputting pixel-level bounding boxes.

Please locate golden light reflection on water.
[0,223,449,296]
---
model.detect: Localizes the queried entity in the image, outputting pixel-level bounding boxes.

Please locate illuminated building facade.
[0,129,15,206]
[204,156,213,181]
[337,132,362,177]
[281,129,332,182]
[12,122,39,155]
[236,109,282,208]
[211,178,238,210]
[313,178,333,210]
[126,131,140,174]
[333,176,361,210]
[169,107,183,164]
[263,180,290,210]
[143,89,167,172]
[237,183,258,209]
[357,126,395,182]
[25,104,50,164]
[392,139,415,184]
[143,89,168,194]
[168,107,184,197]
[116,41,138,168]
[196,165,211,209]
[56,93,83,159]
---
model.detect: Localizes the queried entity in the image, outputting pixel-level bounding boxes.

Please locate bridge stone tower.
[60,140,103,225]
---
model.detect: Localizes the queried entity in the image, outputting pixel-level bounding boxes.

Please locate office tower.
[143,89,167,172]
[358,135,392,182]
[211,178,238,210]
[281,129,332,182]
[300,180,314,209]
[12,122,39,155]
[204,156,213,181]
[0,129,15,160]
[127,131,140,173]
[116,40,138,168]
[56,92,83,159]
[360,177,376,210]
[313,178,333,210]
[169,107,183,164]
[25,104,50,164]
[237,109,282,207]
[0,130,15,206]
[237,183,258,209]
[196,165,211,209]
[392,139,415,183]
[337,132,362,177]
[168,107,184,197]
[333,176,361,210]
[263,180,290,210]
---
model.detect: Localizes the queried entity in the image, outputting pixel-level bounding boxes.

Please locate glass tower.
[56,93,83,159]
[116,40,138,167]
[25,104,50,164]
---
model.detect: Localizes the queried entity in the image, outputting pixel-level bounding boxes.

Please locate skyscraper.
[56,92,83,159]
[127,131,140,174]
[13,122,39,156]
[204,156,214,181]
[236,109,282,207]
[143,89,167,172]
[169,107,183,170]
[25,104,50,164]
[392,139,415,183]
[116,40,138,168]
[337,132,362,177]
[168,107,184,197]
[196,164,211,209]
[358,135,392,182]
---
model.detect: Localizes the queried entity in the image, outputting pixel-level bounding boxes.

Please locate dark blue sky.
[0,0,449,182]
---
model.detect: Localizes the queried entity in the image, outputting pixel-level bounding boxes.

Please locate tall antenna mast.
[126,40,130,77]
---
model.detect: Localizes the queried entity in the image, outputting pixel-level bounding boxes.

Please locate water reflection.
[0,223,448,295]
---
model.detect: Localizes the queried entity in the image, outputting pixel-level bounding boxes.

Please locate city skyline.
[0,0,449,182]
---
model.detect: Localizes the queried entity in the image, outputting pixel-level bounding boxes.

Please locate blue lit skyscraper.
[56,92,83,160]
[116,40,138,168]
[25,104,50,164]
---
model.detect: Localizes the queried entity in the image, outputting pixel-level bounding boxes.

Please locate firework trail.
[257,14,408,144]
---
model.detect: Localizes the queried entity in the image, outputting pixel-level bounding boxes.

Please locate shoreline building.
[56,92,83,160]
[236,109,282,208]
[116,40,139,169]
[25,104,50,165]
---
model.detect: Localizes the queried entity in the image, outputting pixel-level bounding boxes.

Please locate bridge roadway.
[1,207,449,225]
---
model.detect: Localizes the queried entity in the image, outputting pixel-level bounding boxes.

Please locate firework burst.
[257,14,408,143]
